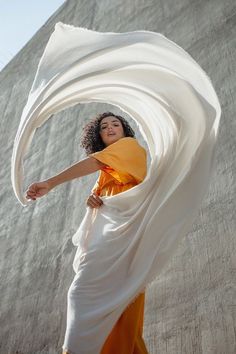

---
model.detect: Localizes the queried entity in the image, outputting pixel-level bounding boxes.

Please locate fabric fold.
[11,23,221,354]
[89,137,147,184]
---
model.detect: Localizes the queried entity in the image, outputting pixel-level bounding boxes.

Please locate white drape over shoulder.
[11,23,221,354]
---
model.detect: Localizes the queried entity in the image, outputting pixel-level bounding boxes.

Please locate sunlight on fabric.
[11,23,221,354]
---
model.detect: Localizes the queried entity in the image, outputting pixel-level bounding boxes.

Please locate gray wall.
[0,0,235,353]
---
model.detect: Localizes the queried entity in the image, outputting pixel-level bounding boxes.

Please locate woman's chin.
[106,136,119,145]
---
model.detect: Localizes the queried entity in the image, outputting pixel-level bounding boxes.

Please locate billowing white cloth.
[11,23,221,354]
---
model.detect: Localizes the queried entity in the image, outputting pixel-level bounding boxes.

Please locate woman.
[26,111,148,354]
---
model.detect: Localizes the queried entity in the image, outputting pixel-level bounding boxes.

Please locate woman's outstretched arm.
[26,157,106,201]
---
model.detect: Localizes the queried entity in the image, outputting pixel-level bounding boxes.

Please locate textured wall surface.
[0,0,235,353]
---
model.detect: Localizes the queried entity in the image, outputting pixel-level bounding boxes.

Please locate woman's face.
[99,116,125,146]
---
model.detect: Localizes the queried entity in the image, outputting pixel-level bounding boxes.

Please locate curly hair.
[80,111,135,155]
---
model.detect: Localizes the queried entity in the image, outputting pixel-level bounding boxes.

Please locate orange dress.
[89,137,149,354]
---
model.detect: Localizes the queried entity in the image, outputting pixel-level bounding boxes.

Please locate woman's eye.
[100,123,120,130]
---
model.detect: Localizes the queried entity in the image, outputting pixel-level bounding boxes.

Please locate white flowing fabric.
[11,23,221,354]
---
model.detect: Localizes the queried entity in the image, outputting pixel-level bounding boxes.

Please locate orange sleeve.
[89,137,147,184]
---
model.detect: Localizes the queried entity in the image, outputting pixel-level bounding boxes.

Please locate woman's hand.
[25,181,52,201]
[86,193,103,208]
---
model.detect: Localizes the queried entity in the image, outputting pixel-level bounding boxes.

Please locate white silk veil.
[11,23,221,354]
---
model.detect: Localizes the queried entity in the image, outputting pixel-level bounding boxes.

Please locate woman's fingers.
[87,197,100,208]
[26,187,37,200]
[87,194,103,208]
[92,193,103,206]
[26,184,38,200]
[25,181,51,201]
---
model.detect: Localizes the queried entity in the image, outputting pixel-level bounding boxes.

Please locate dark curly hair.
[80,111,135,155]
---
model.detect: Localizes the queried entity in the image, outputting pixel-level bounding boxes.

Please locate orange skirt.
[100,292,148,354]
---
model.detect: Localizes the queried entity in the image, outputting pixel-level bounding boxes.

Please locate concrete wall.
[0,0,235,353]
